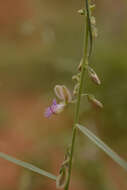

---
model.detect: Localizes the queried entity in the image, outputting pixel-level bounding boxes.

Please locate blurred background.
[0,0,127,189]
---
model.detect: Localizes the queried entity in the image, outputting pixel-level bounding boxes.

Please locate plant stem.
[64,3,89,190]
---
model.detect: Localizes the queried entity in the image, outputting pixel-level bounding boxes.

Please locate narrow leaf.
[76,124,127,171]
[0,152,56,180]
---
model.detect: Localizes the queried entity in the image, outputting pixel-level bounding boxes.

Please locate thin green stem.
[86,0,93,58]
[64,4,89,190]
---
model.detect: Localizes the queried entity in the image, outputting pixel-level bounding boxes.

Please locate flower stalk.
[64,1,90,189]
[44,0,100,189]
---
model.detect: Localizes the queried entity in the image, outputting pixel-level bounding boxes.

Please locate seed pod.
[88,67,101,85]
[56,168,68,189]
[87,95,103,109]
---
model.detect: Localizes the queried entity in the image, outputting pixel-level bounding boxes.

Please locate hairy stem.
[64,2,89,190]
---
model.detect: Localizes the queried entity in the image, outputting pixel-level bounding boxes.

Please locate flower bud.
[78,58,83,71]
[92,26,98,38]
[72,74,80,81]
[88,67,101,85]
[91,16,96,25]
[90,4,96,10]
[56,168,68,189]
[87,95,103,109]
[78,9,85,16]
[73,83,79,96]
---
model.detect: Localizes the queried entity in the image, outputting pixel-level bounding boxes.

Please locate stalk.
[64,1,90,189]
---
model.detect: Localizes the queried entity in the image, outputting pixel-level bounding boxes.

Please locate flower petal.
[52,99,57,105]
[44,107,53,118]
[54,85,64,100]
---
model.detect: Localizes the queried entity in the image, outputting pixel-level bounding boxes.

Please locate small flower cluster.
[45,1,103,119]
[45,85,72,118]
[72,1,103,109]
[78,3,98,38]
[44,1,104,190]
[72,61,103,110]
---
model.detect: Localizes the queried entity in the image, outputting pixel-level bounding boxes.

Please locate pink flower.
[44,99,65,118]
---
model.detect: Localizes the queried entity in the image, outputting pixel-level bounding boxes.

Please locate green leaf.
[0,152,56,181]
[76,124,127,171]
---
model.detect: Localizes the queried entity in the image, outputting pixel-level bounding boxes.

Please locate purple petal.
[44,107,53,118]
[44,99,59,118]
[52,99,57,105]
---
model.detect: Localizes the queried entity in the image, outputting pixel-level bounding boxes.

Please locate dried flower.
[44,99,65,118]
